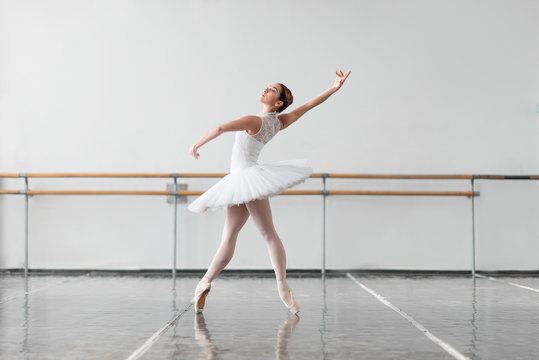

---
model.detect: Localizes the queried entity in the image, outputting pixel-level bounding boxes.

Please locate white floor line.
[0,277,76,304]
[475,274,539,294]
[126,302,193,360]
[346,273,470,360]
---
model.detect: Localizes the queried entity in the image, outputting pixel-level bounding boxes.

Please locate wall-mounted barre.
[0,172,482,197]
[2,173,538,180]
[2,172,538,179]
[1,190,477,196]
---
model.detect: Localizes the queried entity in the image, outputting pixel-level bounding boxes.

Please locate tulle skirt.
[187,159,312,213]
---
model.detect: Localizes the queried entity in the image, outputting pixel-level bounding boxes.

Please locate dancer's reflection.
[194,313,300,360]
[275,314,300,360]
[194,314,220,360]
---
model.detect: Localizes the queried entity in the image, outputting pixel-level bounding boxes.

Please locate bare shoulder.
[277,113,288,121]
[242,114,262,135]
[277,113,290,130]
[242,114,262,121]
[239,115,262,126]
[277,108,306,130]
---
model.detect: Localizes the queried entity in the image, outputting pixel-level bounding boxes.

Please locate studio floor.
[1,272,539,359]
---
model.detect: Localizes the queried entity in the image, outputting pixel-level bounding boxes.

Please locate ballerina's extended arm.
[279,70,351,130]
[189,115,261,160]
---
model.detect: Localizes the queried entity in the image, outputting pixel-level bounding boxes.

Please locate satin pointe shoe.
[193,278,212,313]
[277,279,300,315]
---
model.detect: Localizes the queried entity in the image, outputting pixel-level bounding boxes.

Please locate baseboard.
[1,268,537,277]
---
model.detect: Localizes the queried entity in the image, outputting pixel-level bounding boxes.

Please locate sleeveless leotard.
[187,111,312,213]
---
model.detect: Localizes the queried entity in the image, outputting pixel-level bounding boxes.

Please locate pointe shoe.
[193,278,212,313]
[277,279,300,315]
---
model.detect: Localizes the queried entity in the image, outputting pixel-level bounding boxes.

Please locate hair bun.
[277,83,293,113]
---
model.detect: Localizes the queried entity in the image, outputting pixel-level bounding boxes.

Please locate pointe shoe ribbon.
[193,278,212,313]
[277,280,300,315]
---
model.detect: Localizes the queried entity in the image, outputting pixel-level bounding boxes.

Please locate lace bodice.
[229,111,281,172]
[252,111,281,144]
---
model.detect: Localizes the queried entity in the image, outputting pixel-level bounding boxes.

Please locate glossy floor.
[1,273,539,359]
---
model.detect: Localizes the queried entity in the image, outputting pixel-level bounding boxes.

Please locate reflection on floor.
[1,273,539,359]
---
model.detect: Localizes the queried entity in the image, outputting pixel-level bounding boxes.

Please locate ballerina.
[188,70,351,314]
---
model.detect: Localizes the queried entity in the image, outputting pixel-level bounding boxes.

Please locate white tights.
[202,198,288,282]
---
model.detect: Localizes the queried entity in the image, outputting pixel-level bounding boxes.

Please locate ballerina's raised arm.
[278,69,351,130]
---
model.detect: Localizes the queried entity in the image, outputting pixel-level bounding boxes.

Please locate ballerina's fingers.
[339,71,351,85]
[189,145,200,160]
[336,69,351,80]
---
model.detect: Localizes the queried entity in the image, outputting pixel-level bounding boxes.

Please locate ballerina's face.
[259,83,284,108]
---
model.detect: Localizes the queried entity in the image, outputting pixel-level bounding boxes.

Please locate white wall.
[1,0,538,271]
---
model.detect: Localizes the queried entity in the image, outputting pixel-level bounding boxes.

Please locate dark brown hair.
[277,83,293,113]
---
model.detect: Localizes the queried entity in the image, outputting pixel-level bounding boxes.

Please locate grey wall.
[1,0,538,271]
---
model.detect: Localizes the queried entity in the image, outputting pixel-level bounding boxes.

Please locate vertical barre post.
[23,174,29,278]
[172,176,178,281]
[471,177,476,277]
[322,174,328,276]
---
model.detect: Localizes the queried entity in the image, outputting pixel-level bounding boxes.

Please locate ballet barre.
[4,190,476,196]
[2,172,538,279]
[2,172,537,179]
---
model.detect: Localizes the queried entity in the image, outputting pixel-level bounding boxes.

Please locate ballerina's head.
[259,83,293,113]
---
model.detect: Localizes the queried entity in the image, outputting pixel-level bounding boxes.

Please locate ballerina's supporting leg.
[245,198,300,314]
[194,203,250,312]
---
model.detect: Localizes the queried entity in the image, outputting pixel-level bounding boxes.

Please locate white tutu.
[187,159,312,213]
[188,111,312,213]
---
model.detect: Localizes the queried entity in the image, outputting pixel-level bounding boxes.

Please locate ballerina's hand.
[332,69,351,91]
[189,144,200,160]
